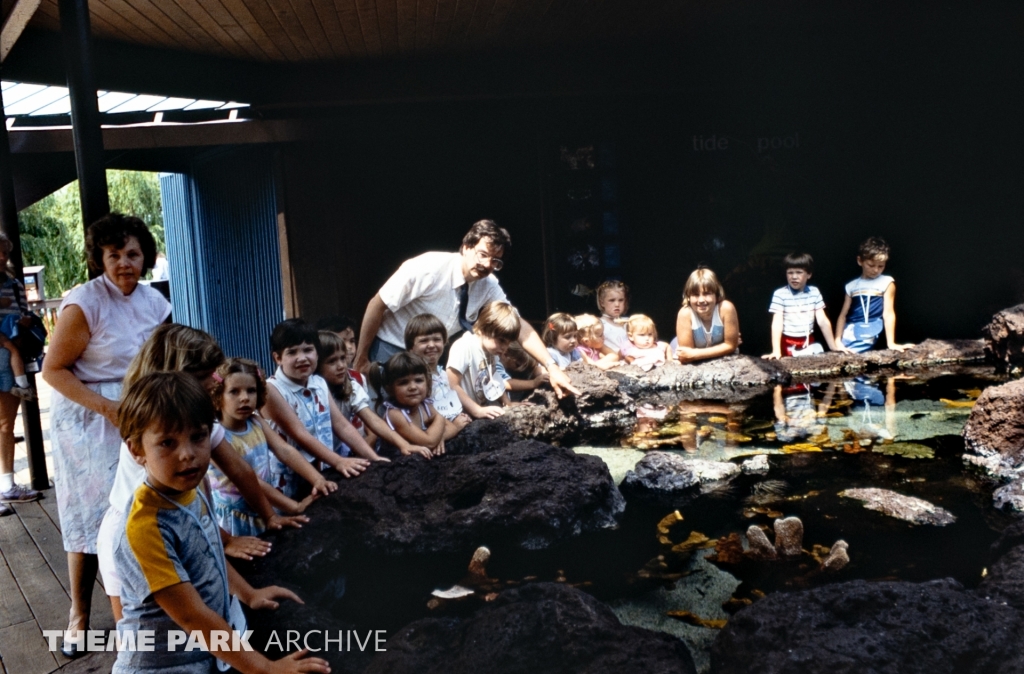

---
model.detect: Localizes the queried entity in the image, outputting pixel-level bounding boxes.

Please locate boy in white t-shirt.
[834,237,914,353]
[764,252,845,359]
[404,313,472,439]
[446,301,521,419]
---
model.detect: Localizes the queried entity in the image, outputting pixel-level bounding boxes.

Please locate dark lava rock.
[244,598,370,674]
[444,418,522,455]
[365,582,697,674]
[253,440,625,558]
[501,362,634,445]
[608,356,789,395]
[963,378,1024,478]
[984,304,1024,373]
[781,338,985,379]
[710,578,1024,674]
[978,519,1024,610]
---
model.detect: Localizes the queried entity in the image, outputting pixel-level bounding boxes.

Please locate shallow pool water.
[287,368,1014,673]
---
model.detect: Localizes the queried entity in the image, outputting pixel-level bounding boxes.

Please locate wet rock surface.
[710,578,1024,674]
[838,487,956,526]
[984,303,1024,373]
[608,356,789,395]
[621,452,741,501]
[251,440,626,558]
[366,583,697,674]
[500,363,634,445]
[963,378,1024,479]
[780,339,985,379]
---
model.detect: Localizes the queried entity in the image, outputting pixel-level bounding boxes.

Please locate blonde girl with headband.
[673,267,741,363]
[595,280,630,353]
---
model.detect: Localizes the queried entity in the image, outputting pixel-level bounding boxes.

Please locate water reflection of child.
[674,401,742,453]
[772,383,828,443]
[844,375,899,440]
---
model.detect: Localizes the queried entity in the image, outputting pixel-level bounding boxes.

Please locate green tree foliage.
[17,170,164,299]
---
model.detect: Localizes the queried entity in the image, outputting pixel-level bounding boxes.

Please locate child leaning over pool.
[621,314,671,371]
[542,312,582,368]
[763,252,845,359]
[318,330,434,457]
[404,314,472,439]
[446,300,520,418]
[834,237,913,353]
[262,319,381,498]
[112,372,329,674]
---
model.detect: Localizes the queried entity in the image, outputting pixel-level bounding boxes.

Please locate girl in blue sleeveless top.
[672,267,742,363]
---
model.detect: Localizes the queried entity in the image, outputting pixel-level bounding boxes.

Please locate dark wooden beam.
[58,0,108,232]
[0,104,48,491]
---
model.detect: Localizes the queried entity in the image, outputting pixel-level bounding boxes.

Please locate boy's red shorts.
[782,334,815,357]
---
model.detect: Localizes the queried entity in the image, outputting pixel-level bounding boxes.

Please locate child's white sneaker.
[9,385,34,401]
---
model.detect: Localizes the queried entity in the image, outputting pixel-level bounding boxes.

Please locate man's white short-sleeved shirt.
[376,251,507,347]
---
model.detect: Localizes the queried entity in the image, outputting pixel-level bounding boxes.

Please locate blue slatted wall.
[159,147,283,373]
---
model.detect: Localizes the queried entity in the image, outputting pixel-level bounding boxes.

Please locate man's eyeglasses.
[474,247,504,271]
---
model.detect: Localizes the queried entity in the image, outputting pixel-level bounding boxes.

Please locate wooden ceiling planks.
[309,0,351,59]
[215,0,288,61]
[395,0,417,55]
[24,0,679,64]
[236,0,304,62]
[353,0,384,57]
[285,0,336,61]
[415,0,438,50]
[333,0,368,58]
[118,0,216,56]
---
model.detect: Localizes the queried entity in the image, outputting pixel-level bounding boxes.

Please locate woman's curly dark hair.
[85,213,158,274]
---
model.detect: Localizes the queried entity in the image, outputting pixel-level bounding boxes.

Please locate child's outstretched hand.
[293,494,318,514]
[266,513,309,530]
[311,477,338,496]
[432,439,445,457]
[334,456,372,477]
[401,445,434,459]
[888,343,914,352]
[762,351,782,360]
[246,584,304,611]
[453,413,472,430]
[477,406,505,419]
[267,649,331,674]
[224,535,272,561]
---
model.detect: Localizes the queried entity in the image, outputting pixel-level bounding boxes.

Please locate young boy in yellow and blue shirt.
[112,371,329,674]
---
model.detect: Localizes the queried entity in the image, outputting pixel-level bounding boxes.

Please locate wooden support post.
[58,0,108,240]
[0,103,48,491]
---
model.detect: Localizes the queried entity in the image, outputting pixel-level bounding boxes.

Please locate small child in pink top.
[574,314,620,370]
[620,314,672,371]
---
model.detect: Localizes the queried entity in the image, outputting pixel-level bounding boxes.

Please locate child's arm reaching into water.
[153,578,330,674]
[763,312,785,359]
[447,367,504,419]
[882,283,913,352]
[210,438,308,531]
[386,403,446,455]
[263,385,370,478]
[255,417,338,496]
[354,407,433,459]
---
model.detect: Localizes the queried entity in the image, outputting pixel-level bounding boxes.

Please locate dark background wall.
[271,1,1023,352]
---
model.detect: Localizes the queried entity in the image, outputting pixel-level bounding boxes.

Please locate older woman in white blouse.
[42,214,169,654]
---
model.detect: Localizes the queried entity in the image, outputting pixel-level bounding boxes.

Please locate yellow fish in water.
[666,611,728,629]
[959,388,982,399]
[940,398,976,408]
[782,443,823,453]
[707,416,729,424]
